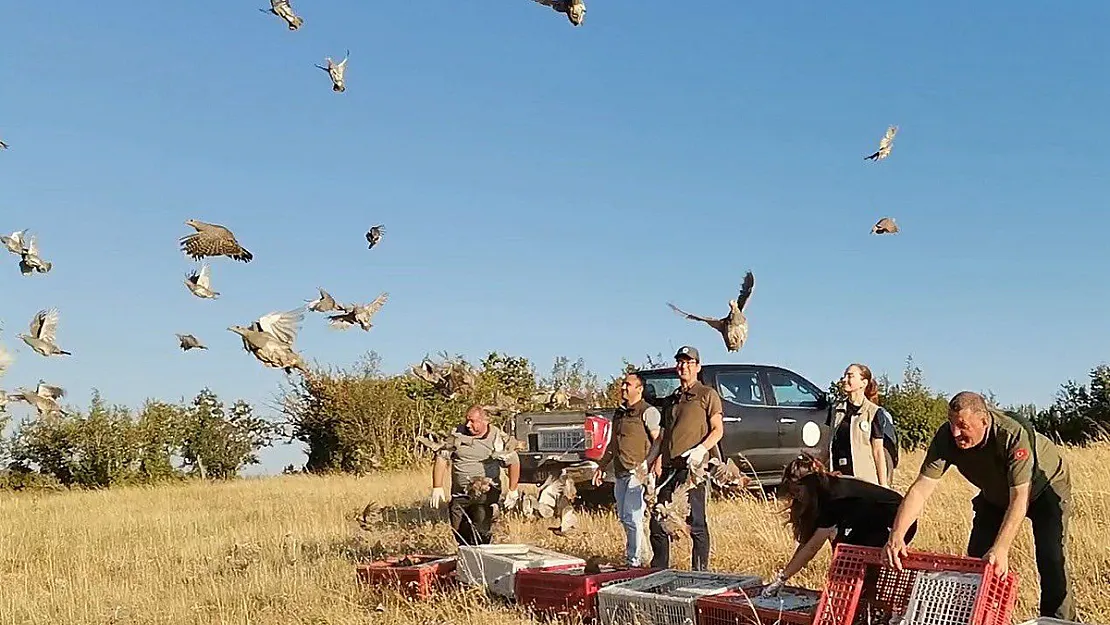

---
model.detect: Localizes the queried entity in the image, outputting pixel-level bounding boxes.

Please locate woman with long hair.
[761,453,917,597]
[830,363,899,487]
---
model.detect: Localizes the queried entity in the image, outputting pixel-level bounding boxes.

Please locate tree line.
[1,352,1106,490]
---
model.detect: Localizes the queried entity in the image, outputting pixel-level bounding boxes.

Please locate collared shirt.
[660,380,723,461]
[919,410,1069,507]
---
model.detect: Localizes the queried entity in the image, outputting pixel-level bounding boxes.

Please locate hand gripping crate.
[355,554,457,600]
[455,543,585,599]
[697,583,822,625]
[596,569,762,625]
[515,564,661,620]
[813,545,1018,625]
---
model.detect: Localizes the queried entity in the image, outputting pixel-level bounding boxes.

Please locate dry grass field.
[2,445,1108,625]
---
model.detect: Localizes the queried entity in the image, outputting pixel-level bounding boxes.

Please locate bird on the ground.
[316,51,349,92]
[366,225,384,250]
[1,230,26,255]
[19,309,70,357]
[228,307,309,374]
[667,271,755,352]
[531,0,585,26]
[307,287,341,313]
[871,217,899,235]
[18,234,51,275]
[180,219,253,263]
[327,292,389,331]
[8,380,67,417]
[260,0,303,30]
[185,264,219,299]
[864,125,898,161]
[177,334,207,351]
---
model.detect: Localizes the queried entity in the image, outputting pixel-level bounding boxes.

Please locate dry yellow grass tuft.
[1,445,1108,625]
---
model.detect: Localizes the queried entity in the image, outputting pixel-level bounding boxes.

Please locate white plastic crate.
[893,571,983,625]
[455,543,584,599]
[597,569,762,625]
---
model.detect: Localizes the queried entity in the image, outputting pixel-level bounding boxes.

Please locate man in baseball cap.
[649,345,724,570]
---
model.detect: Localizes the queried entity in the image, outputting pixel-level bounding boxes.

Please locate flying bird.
[180,219,253,263]
[260,0,303,30]
[228,307,309,374]
[366,225,384,250]
[8,380,67,417]
[307,287,341,313]
[327,292,389,331]
[18,234,52,275]
[1,230,26,255]
[316,51,349,92]
[185,264,219,299]
[531,0,586,26]
[864,125,898,162]
[871,217,899,235]
[667,271,756,352]
[0,138,7,150]
[19,309,71,357]
[177,334,207,351]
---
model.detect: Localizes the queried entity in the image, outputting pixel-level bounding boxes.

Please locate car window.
[715,371,765,406]
[766,370,822,408]
[640,372,680,403]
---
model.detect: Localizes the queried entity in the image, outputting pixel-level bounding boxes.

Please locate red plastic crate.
[355,554,458,600]
[515,565,661,620]
[813,545,1018,625]
[698,584,822,625]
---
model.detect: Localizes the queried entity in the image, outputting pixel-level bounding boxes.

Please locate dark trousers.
[966,488,1075,620]
[448,489,499,546]
[649,466,710,571]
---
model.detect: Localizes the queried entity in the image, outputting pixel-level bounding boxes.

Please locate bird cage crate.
[596,569,762,625]
[515,564,661,621]
[354,554,457,600]
[813,545,1018,625]
[697,584,822,625]
[455,543,585,599]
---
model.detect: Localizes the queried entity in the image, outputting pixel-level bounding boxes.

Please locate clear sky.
[1,2,1107,474]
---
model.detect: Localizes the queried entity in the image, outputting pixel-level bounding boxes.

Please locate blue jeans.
[613,473,648,566]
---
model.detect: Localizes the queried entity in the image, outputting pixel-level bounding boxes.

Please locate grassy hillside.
[2,446,1107,625]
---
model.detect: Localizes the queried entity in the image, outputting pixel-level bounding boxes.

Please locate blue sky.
[1,2,1107,474]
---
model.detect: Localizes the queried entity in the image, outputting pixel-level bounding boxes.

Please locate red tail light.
[583,414,611,461]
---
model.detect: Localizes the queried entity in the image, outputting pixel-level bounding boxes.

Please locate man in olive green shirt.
[883,391,1074,620]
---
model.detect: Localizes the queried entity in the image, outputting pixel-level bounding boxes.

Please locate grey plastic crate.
[597,569,762,625]
[455,543,584,599]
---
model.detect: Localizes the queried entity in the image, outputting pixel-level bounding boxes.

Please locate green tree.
[1035,364,1110,445]
[876,356,950,451]
[179,389,275,479]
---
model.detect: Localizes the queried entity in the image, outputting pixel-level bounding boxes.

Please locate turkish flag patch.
[1012,448,1030,461]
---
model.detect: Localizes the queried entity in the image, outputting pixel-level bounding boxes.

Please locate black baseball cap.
[674,346,700,362]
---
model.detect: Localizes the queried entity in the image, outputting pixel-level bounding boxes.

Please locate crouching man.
[429,405,521,546]
[883,391,1074,620]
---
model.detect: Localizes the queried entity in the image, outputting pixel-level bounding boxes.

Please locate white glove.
[681,444,709,468]
[429,487,447,508]
[503,489,520,509]
[761,570,786,597]
[629,461,650,487]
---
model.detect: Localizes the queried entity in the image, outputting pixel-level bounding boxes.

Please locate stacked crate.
[596,569,762,625]
[354,554,458,600]
[455,543,585,599]
[814,545,1018,625]
[515,564,660,620]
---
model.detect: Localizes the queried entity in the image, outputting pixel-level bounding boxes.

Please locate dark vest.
[612,400,652,473]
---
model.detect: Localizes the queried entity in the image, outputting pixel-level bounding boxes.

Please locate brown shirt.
[661,381,723,461]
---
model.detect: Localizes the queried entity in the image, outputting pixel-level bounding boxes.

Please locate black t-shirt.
[831,402,885,475]
[806,473,904,547]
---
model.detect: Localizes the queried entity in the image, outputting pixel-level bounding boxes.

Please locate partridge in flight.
[180,219,253,263]
[667,271,755,352]
[864,125,898,162]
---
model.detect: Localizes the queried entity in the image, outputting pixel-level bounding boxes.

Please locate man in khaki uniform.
[592,372,663,566]
[883,391,1074,620]
[429,405,521,546]
[649,346,724,571]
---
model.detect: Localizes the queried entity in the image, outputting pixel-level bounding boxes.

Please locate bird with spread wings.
[667,271,755,352]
